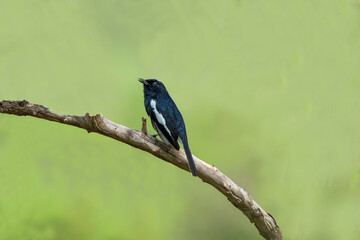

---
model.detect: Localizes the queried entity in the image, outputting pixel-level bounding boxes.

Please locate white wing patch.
[150,99,172,138]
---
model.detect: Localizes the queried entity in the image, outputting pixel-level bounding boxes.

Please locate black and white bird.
[139,78,197,176]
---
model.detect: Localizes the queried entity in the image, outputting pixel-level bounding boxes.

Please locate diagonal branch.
[0,100,282,240]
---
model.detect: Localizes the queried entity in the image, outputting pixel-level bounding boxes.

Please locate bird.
[139,78,197,176]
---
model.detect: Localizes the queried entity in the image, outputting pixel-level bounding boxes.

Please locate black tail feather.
[183,141,197,176]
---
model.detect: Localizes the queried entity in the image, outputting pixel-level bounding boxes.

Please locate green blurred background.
[1,0,360,239]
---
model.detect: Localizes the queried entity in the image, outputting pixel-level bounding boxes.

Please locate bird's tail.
[183,140,197,177]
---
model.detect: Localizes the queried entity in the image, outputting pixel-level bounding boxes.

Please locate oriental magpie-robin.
[139,78,197,176]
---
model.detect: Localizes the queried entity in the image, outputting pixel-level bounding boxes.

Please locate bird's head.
[138,78,166,93]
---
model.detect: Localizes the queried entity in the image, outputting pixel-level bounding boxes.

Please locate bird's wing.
[148,99,180,150]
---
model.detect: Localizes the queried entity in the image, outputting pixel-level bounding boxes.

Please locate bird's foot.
[151,134,159,138]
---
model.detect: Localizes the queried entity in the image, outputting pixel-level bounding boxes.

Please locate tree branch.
[0,100,282,240]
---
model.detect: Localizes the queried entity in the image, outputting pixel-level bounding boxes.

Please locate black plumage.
[139,78,197,176]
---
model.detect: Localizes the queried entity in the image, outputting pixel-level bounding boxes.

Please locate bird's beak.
[138,78,149,86]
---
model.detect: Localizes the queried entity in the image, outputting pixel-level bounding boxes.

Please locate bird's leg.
[151,134,159,138]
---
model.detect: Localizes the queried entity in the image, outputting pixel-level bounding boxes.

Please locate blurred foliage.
[1,0,360,239]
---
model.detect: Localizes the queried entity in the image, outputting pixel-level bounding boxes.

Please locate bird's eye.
[153,82,157,85]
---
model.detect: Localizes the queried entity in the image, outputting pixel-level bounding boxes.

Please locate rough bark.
[0,100,282,240]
